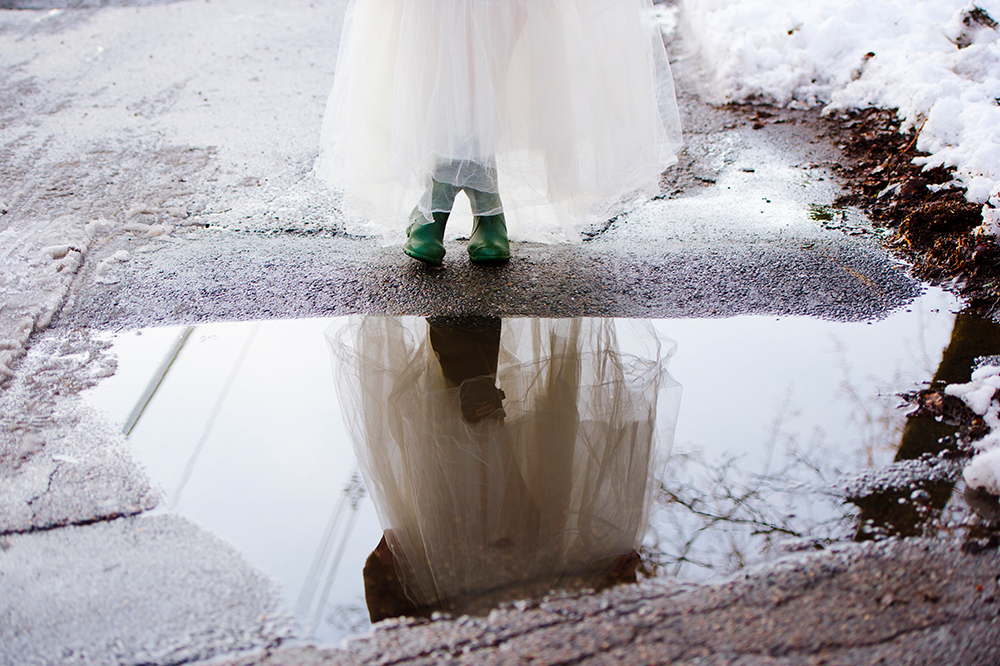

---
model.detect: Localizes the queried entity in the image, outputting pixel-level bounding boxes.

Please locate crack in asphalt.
[25,465,57,508]
[0,508,142,538]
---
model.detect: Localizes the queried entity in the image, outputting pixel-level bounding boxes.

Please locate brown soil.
[901,386,992,449]
[823,108,1000,314]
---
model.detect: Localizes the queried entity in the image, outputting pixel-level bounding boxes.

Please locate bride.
[316,0,683,265]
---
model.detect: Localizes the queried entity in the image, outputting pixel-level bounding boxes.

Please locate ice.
[0,330,160,534]
[680,0,1000,234]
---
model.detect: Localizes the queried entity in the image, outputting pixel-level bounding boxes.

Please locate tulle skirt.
[327,317,681,613]
[316,0,683,243]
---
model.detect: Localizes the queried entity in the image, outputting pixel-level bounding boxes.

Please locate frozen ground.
[679,0,1000,234]
[1,514,294,666]
[0,0,996,664]
[0,1,346,662]
[226,538,1000,666]
[0,0,345,382]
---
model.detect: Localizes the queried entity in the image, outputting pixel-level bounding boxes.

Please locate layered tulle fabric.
[327,317,681,614]
[316,0,683,242]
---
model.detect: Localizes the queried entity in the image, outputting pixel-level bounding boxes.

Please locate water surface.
[83,286,992,643]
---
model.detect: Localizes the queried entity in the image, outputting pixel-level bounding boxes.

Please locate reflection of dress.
[327,317,681,615]
[316,0,683,242]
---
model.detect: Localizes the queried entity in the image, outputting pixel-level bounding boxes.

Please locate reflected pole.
[123,326,194,437]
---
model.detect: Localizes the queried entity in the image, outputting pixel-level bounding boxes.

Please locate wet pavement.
[2,0,1000,665]
[53,61,920,327]
[228,538,1000,666]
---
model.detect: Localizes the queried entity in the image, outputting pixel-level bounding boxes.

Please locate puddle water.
[81,286,1000,643]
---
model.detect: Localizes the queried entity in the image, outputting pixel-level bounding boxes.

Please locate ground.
[1,1,999,665]
[823,108,1000,314]
[231,540,1000,666]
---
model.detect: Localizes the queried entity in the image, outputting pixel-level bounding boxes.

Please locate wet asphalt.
[23,0,918,332]
[57,70,920,330]
[231,539,1000,666]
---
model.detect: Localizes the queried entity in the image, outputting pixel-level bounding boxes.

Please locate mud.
[823,108,1000,312]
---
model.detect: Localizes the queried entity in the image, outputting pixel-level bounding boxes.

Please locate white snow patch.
[680,0,1000,234]
[965,448,1000,493]
[945,364,1000,493]
[946,364,1000,415]
[85,218,115,235]
[654,4,679,40]
[34,9,62,22]
[93,250,132,285]
[980,185,1000,235]
[0,215,91,385]
[122,222,174,238]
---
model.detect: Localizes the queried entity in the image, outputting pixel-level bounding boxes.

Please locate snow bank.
[944,365,1000,493]
[680,0,1000,234]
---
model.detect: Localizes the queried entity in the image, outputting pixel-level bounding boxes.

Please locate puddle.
[81,286,1000,643]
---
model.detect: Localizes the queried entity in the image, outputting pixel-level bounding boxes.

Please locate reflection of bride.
[327,317,681,620]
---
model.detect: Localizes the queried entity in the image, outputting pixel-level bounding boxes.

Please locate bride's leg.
[403,178,459,266]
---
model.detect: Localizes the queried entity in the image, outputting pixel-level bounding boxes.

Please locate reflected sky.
[82,286,961,643]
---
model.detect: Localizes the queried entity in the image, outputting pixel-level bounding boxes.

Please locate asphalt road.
[55,55,920,328]
[229,539,1000,666]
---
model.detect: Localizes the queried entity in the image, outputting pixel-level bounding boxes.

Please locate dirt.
[820,108,1000,315]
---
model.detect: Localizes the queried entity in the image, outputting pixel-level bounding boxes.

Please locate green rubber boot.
[465,187,510,264]
[403,208,449,266]
[467,213,510,264]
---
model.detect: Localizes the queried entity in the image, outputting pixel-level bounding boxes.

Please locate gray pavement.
[54,53,920,329]
[226,539,1000,666]
[0,1,984,665]
[1,514,294,666]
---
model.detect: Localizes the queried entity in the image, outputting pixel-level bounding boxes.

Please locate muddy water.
[81,286,1000,643]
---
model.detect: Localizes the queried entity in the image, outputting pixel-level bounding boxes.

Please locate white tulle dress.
[327,317,681,614]
[316,0,683,243]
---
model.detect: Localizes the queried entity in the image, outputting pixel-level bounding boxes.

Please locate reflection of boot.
[602,549,641,588]
[465,188,510,264]
[427,315,505,422]
[459,376,506,424]
[363,534,431,622]
[403,208,449,266]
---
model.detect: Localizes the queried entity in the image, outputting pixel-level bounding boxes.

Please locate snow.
[944,364,1000,493]
[0,327,160,534]
[0,215,89,384]
[679,0,1000,235]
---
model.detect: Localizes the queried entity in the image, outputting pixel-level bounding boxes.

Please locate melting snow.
[679,0,1000,235]
[946,364,1000,493]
